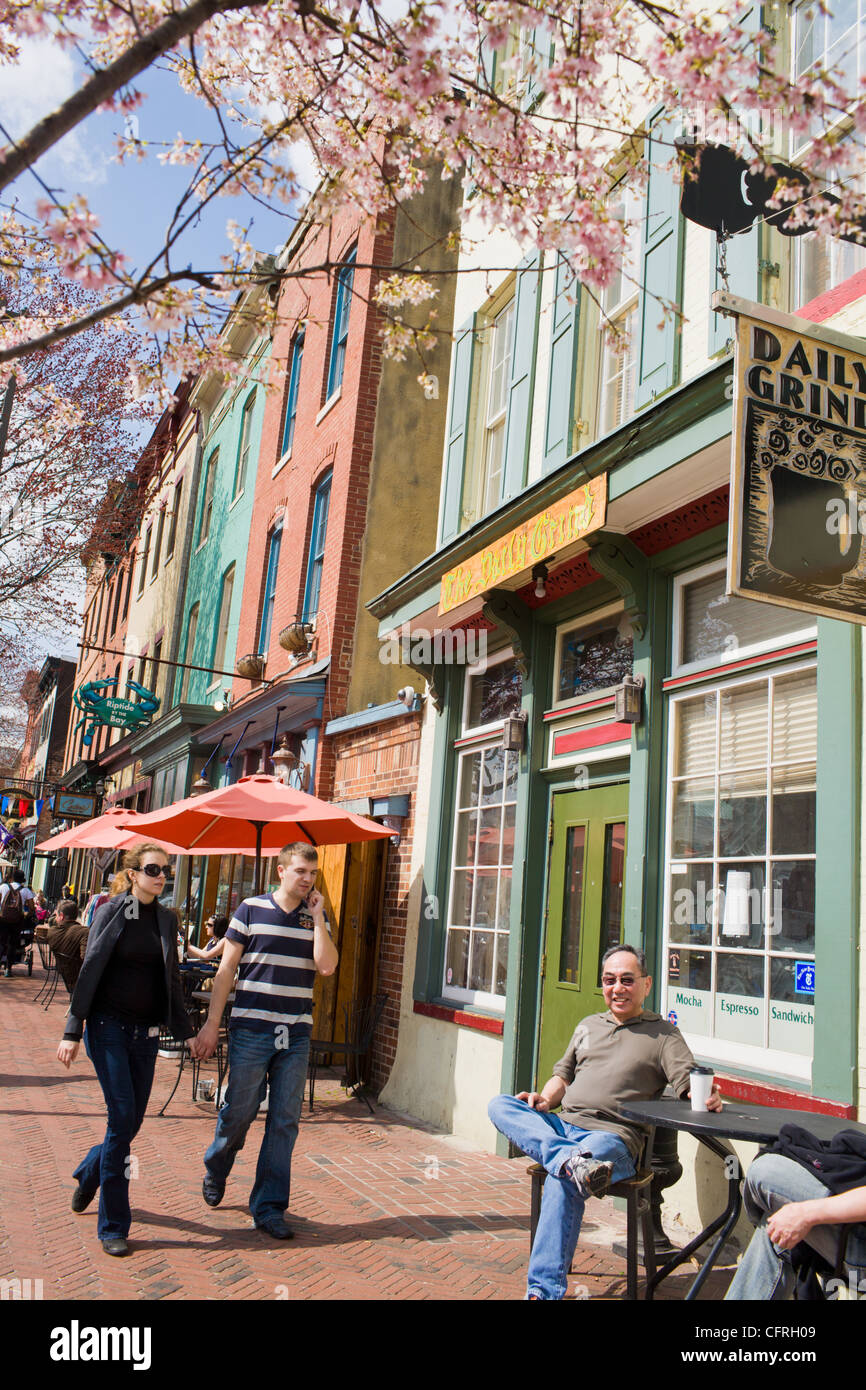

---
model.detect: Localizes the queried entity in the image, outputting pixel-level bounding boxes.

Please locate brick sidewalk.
[0,965,730,1300]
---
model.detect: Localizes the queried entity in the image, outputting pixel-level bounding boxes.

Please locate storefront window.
[557,615,633,702]
[664,665,817,1071]
[445,651,522,1009]
[674,562,814,675]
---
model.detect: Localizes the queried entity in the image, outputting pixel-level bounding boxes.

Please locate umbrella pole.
[184,857,192,956]
[254,822,263,897]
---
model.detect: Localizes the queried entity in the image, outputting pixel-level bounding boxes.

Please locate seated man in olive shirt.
[488,944,722,1300]
[47,900,89,993]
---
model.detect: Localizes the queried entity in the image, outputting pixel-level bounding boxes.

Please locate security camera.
[397,685,416,708]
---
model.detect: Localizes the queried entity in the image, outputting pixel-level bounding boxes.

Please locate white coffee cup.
[690,1065,714,1111]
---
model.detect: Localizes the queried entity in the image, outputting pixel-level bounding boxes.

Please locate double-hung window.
[281,332,304,456]
[151,506,165,582]
[302,472,331,623]
[165,479,182,561]
[480,298,514,515]
[258,526,282,654]
[234,392,255,499]
[137,527,151,595]
[326,247,356,400]
[199,449,217,545]
[179,604,199,702]
[443,653,522,1010]
[598,183,641,436]
[791,0,866,304]
[212,564,235,677]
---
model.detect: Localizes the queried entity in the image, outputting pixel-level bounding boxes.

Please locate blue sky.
[0,39,310,666]
[0,39,302,285]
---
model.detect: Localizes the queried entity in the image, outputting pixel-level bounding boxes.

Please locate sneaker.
[71,1184,97,1213]
[564,1154,613,1200]
[254,1217,294,1240]
[202,1174,225,1208]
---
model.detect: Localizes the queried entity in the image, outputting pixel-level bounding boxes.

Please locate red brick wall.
[232,192,398,780]
[331,712,422,1092]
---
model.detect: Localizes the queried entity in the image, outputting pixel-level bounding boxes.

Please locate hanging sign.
[439,476,607,615]
[72,678,160,748]
[719,291,866,624]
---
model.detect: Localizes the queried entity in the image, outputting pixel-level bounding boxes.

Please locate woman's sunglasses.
[138,864,168,878]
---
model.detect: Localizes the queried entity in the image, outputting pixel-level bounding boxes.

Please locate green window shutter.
[438,315,476,546]
[543,256,580,473]
[480,31,498,90]
[634,108,684,411]
[502,253,541,502]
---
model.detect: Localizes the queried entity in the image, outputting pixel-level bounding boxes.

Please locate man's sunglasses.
[138,864,167,878]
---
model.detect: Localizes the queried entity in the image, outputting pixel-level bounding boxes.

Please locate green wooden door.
[536,783,629,1085]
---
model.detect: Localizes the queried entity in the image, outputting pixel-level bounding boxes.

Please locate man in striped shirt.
[192,842,338,1239]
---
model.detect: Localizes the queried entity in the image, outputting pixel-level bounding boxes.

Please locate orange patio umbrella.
[37,806,187,855]
[119,774,393,891]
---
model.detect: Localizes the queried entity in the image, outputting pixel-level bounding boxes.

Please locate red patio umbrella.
[120,774,393,891]
[36,806,187,855]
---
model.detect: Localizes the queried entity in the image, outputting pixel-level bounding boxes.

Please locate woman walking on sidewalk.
[56,844,194,1257]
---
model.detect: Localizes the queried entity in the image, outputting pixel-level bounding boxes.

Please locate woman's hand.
[57,1040,80,1069]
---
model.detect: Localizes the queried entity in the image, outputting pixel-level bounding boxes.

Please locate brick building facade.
[196,161,461,1065]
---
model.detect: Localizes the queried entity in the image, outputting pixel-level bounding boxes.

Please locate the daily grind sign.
[717,291,866,624]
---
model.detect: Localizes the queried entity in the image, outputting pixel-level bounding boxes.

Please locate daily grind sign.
[717,291,866,624]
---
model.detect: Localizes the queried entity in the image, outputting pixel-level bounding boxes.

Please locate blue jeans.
[488,1093,635,1300]
[75,1014,159,1240]
[204,1024,311,1225]
[725,1153,866,1300]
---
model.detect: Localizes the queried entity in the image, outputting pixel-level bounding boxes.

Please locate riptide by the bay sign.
[716,291,866,624]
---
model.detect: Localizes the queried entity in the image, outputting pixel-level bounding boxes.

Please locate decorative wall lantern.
[615,673,645,724]
[502,711,528,753]
[271,735,311,790]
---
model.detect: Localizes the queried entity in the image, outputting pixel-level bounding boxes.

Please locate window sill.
[413,999,504,1037]
[272,447,292,479]
[316,388,341,425]
[228,491,244,512]
[714,1072,856,1120]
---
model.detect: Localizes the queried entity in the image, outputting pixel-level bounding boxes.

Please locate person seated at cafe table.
[725,1151,866,1300]
[488,944,722,1301]
[47,899,89,992]
[186,915,229,962]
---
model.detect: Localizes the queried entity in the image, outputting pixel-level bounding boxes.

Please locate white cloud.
[0,39,108,187]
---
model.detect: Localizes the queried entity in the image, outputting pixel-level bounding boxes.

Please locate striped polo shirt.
[225,893,326,1033]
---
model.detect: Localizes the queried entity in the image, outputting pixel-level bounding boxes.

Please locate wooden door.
[536,783,629,1085]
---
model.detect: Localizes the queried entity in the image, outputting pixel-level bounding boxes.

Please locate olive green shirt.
[551,1009,695,1161]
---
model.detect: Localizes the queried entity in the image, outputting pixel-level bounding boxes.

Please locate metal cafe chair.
[307,992,389,1115]
[527,1130,658,1301]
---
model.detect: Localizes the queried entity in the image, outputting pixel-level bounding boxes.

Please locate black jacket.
[760,1124,866,1194]
[63,893,194,1042]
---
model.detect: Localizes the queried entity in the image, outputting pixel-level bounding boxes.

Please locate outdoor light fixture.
[532,561,549,599]
[271,734,310,789]
[615,674,645,725]
[502,711,528,753]
[190,776,213,796]
[213,689,232,713]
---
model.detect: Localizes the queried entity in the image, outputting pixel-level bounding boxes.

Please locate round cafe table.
[620,1098,866,1300]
